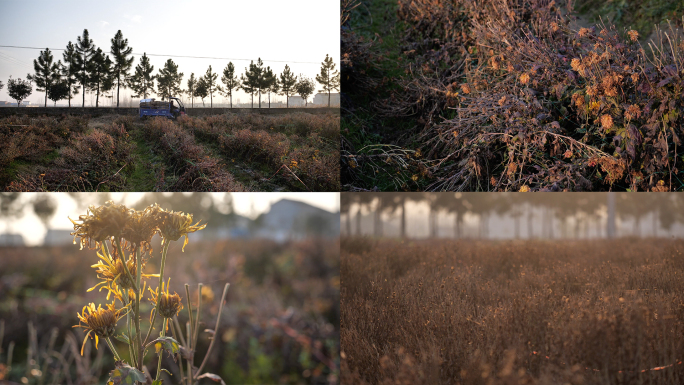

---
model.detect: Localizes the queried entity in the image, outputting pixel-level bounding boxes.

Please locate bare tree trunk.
[607,193,616,238]
[355,207,362,236]
[345,213,351,236]
[514,214,520,239]
[527,204,533,239]
[454,214,459,239]
[374,209,382,237]
[400,197,406,239]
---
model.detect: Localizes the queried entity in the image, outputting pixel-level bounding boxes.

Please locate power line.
[0,45,324,64]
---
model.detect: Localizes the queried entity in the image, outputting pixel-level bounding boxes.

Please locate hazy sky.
[1,192,340,246]
[0,0,339,106]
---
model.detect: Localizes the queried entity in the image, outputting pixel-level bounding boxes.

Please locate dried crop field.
[0,112,339,192]
[341,237,684,384]
[0,237,340,384]
[341,0,684,191]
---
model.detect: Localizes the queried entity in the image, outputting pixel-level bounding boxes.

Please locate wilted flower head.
[600,114,614,129]
[121,206,161,252]
[148,279,183,319]
[519,73,530,85]
[157,210,206,251]
[628,30,639,42]
[625,104,642,120]
[74,302,126,355]
[70,201,132,250]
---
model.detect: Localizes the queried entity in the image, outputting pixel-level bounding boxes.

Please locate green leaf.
[152,381,163,385]
[151,336,180,356]
[107,363,145,385]
[113,334,130,345]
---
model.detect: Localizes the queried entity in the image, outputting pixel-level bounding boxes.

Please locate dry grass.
[177,113,340,191]
[341,237,684,384]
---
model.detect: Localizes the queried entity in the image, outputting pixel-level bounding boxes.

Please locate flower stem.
[105,337,122,362]
[115,238,138,291]
[124,292,137,366]
[106,240,136,366]
[154,318,168,382]
[144,240,170,345]
[135,247,143,372]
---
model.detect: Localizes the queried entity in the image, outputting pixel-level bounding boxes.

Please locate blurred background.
[0,192,340,385]
[341,193,684,239]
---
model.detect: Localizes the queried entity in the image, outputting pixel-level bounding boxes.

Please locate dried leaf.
[107,363,145,385]
[151,336,180,356]
[196,373,226,385]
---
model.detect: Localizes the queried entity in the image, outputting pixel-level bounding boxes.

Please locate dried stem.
[194,283,230,380]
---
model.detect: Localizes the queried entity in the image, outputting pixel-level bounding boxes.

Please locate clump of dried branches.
[344,0,684,191]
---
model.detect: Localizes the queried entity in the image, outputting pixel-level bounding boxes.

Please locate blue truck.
[139,97,186,119]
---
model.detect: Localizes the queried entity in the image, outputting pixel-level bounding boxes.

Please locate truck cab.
[139,97,186,119]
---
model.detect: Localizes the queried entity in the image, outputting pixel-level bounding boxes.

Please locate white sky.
[1,192,340,246]
[0,0,339,106]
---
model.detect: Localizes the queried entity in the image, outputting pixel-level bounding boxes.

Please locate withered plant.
[341,237,684,384]
[70,201,230,385]
[342,0,684,191]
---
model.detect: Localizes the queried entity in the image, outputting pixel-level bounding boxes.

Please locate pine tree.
[110,30,134,108]
[219,62,240,109]
[129,53,155,99]
[279,64,297,108]
[264,67,279,108]
[252,58,266,108]
[0,80,4,91]
[195,77,209,107]
[27,48,58,107]
[74,29,96,107]
[7,76,33,107]
[202,65,218,108]
[62,41,80,108]
[157,59,184,100]
[89,48,113,107]
[48,74,70,106]
[240,71,257,108]
[295,76,316,107]
[315,54,340,107]
[186,73,197,108]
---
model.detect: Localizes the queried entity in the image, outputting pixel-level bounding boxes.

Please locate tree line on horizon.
[341,193,684,239]
[4,29,340,108]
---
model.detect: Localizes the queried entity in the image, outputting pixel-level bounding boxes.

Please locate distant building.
[0,101,33,107]
[286,95,305,107]
[43,229,73,246]
[313,93,340,106]
[0,233,25,246]
[256,199,340,241]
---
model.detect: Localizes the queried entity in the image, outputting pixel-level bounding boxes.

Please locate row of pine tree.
[5,29,340,108]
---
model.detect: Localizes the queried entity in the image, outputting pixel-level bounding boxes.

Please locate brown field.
[0,112,339,192]
[341,237,684,384]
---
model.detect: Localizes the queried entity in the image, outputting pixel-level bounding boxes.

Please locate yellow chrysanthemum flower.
[88,245,159,296]
[157,210,206,251]
[148,278,184,319]
[73,302,127,355]
[70,201,132,250]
